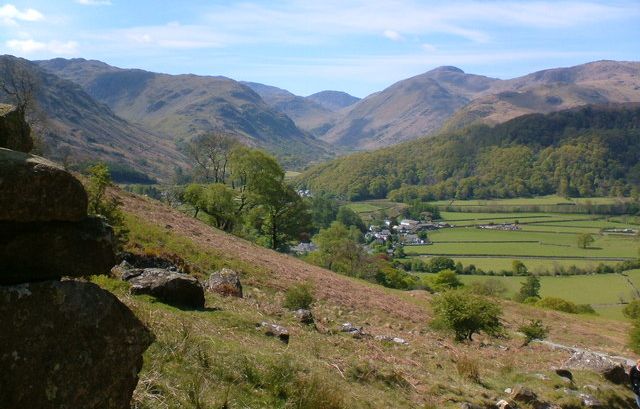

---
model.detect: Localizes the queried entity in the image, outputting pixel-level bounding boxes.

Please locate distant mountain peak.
[428,66,465,74]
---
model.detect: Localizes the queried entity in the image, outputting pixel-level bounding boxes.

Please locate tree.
[85,163,127,246]
[183,183,237,231]
[426,256,456,273]
[257,183,310,251]
[512,260,528,275]
[429,269,463,292]
[310,222,371,277]
[431,290,503,341]
[516,275,540,302]
[186,132,239,183]
[336,206,366,233]
[308,193,339,231]
[577,233,595,249]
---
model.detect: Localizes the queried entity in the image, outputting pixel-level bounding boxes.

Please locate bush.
[428,269,463,292]
[456,355,481,383]
[630,319,640,354]
[283,282,315,310]
[518,319,549,345]
[468,278,507,297]
[576,304,597,315]
[431,290,503,341]
[535,297,578,314]
[624,300,640,319]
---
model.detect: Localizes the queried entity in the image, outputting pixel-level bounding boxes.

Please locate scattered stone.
[0,280,153,409]
[294,308,314,325]
[258,322,290,344]
[374,335,409,345]
[0,217,116,284]
[123,268,205,309]
[204,268,243,297]
[534,373,550,381]
[504,388,512,394]
[120,252,187,272]
[554,368,573,382]
[460,403,483,409]
[510,385,538,404]
[583,384,599,392]
[110,260,135,277]
[340,322,369,338]
[496,399,513,409]
[579,393,603,408]
[0,104,32,153]
[564,350,628,384]
[0,148,88,222]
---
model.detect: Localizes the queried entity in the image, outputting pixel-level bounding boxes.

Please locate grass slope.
[99,190,638,408]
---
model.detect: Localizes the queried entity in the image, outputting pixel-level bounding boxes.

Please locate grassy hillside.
[97,190,639,408]
[299,104,640,201]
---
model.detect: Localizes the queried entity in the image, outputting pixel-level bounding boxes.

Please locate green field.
[427,195,633,207]
[430,257,618,273]
[448,273,638,320]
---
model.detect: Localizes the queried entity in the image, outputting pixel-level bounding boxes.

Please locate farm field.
[422,257,618,273]
[443,273,639,320]
[427,195,633,207]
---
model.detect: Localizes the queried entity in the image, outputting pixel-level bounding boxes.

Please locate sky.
[1,1,639,97]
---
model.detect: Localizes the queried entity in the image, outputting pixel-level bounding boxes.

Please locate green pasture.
[427,195,631,207]
[344,203,383,213]
[440,257,618,273]
[451,273,638,320]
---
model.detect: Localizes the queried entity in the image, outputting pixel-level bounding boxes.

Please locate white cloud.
[0,4,43,26]
[383,29,403,41]
[6,39,78,55]
[421,43,437,52]
[76,0,112,5]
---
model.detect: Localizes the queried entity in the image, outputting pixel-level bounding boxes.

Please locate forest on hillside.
[298,104,640,202]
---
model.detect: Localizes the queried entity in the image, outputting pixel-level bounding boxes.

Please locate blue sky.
[1,1,639,97]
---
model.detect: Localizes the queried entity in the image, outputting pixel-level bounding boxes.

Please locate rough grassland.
[106,191,637,408]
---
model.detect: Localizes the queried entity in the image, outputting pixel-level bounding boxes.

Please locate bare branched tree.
[187,131,240,183]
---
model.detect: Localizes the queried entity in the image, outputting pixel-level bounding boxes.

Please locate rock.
[0,217,116,284]
[461,403,483,409]
[496,399,514,409]
[294,308,314,325]
[554,368,573,382]
[341,322,369,338]
[0,280,153,408]
[534,373,550,381]
[600,363,628,384]
[110,260,135,277]
[121,252,187,272]
[258,322,290,343]
[204,268,243,297]
[374,335,409,345]
[510,385,538,404]
[0,148,87,222]
[0,104,32,153]
[123,268,205,309]
[504,388,512,394]
[580,393,603,408]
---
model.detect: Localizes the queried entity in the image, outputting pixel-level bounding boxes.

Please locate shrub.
[630,319,640,354]
[456,355,481,383]
[535,297,578,314]
[283,282,315,310]
[518,319,549,345]
[468,278,507,297]
[624,300,640,319]
[428,269,463,292]
[431,290,503,341]
[575,304,597,315]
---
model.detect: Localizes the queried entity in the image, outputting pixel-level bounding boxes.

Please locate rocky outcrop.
[564,350,629,384]
[294,308,314,325]
[258,322,290,344]
[0,148,88,222]
[0,104,32,153]
[204,268,243,297]
[1,217,116,284]
[123,268,205,309]
[0,280,153,409]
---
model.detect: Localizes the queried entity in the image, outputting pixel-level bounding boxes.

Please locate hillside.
[241,81,338,136]
[298,103,640,200]
[442,60,640,132]
[36,58,332,168]
[307,90,360,112]
[108,188,636,408]
[321,66,499,149]
[0,55,187,182]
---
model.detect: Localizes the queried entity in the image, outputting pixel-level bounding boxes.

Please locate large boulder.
[564,350,629,384]
[0,148,88,222]
[204,268,243,297]
[0,280,153,409]
[123,268,205,309]
[0,216,116,284]
[0,104,32,153]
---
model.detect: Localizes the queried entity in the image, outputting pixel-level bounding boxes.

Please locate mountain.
[36,58,332,168]
[241,81,337,136]
[307,90,360,112]
[298,103,640,201]
[442,60,640,132]
[320,66,499,149]
[0,55,187,182]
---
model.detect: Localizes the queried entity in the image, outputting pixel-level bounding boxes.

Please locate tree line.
[298,104,640,202]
